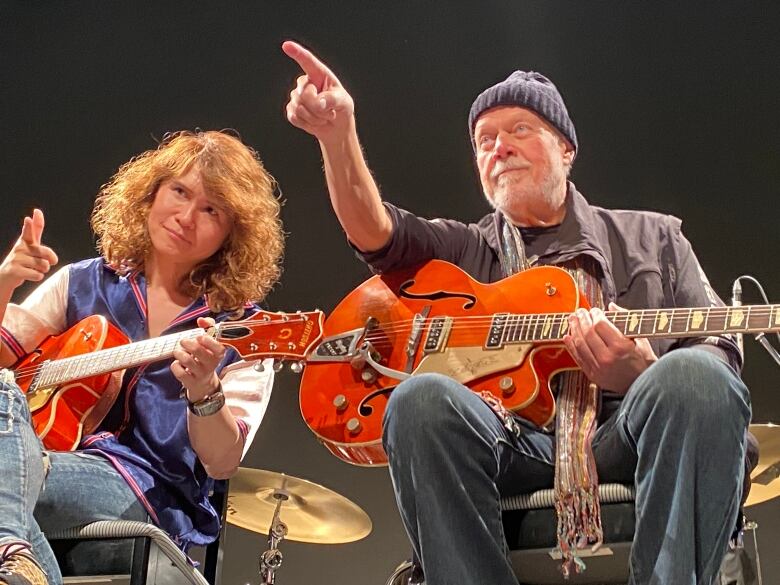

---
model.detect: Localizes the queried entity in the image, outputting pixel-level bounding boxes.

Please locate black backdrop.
[3,3,779,584]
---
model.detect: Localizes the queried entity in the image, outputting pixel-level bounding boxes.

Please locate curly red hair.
[91,130,284,313]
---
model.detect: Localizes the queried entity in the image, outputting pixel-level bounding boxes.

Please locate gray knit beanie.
[468,71,577,154]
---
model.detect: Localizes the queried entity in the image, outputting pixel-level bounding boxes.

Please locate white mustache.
[491,158,530,180]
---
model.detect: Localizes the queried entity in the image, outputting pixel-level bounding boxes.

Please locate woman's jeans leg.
[0,372,48,555]
[0,375,147,585]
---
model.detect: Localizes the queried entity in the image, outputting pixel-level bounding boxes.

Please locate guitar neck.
[37,329,201,388]
[494,304,780,346]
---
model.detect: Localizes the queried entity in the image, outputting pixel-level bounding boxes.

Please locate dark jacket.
[359,183,742,372]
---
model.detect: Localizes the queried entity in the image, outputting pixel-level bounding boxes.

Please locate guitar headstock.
[216,310,324,361]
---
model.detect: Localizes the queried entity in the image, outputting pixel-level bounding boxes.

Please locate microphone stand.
[755,333,780,368]
[732,277,780,369]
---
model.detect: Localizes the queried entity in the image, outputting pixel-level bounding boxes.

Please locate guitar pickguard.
[414,344,532,384]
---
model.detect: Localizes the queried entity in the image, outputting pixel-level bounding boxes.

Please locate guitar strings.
[11,318,307,381]
[351,306,778,339]
[11,308,775,380]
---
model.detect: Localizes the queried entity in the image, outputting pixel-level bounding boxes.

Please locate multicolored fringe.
[554,376,603,577]
[497,214,606,578]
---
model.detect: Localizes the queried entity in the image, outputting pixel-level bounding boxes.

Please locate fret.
[684,308,693,334]
[500,315,511,344]
[690,309,705,331]
[625,311,640,335]
[521,314,531,341]
[523,313,536,341]
[531,314,542,341]
[668,308,679,334]
[704,307,711,331]
[64,359,75,382]
[38,365,51,388]
[518,314,528,342]
[640,310,654,336]
[542,314,553,339]
[78,356,90,379]
[500,314,511,344]
[774,306,780,327]
[727,307,746,332]
[620,312,631,334]
[558,314,569,338]
[509,314,521,344]
[655,310,669,334]
[74,356,87,379]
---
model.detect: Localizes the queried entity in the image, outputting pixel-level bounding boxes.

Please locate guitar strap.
[496,212,603,577]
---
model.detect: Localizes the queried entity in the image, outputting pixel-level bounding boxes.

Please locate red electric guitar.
[299,260,780,466]
[13,309,324,451]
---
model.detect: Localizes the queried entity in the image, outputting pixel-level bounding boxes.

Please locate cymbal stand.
[259,487,289,584]
[744,520,763,585]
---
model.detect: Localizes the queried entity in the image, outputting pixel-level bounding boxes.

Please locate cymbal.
[746,423,780,507]
[226,467,372,544]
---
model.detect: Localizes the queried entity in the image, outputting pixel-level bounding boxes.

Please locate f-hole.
[398,279,476,309]
[358,386,397,416]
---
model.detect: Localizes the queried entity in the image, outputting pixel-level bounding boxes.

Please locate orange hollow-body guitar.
[299,260,780,467]
[13,310,324,451]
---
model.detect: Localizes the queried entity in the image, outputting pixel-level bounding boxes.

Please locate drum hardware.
[742,520,763,585]
[227,467,372,583]
[259,483,288,584]
[745,423,780,508]
[384,560,424,585]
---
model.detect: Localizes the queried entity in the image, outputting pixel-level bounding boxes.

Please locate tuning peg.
[290,361,305,374]
[253,362,265,373]
[273,360,284,373]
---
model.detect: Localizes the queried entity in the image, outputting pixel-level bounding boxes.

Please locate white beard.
[485,156,568,219]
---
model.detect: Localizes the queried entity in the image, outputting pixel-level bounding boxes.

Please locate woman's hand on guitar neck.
[0,209,59,295]
[563,303,658,395]
[172,317,226,402]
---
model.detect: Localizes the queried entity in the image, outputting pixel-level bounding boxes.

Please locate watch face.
[190,391,226,417]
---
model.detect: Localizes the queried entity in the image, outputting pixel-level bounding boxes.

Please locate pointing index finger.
[20,209,44,246]
[30,209,44,246]
[282,40,337,91]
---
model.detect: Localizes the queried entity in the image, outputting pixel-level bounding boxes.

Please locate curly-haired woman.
[0,130,284,585]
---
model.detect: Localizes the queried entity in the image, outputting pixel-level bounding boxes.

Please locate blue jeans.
[382,348,751,585]
[0,374,146,585]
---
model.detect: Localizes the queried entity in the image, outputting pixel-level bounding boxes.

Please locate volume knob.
[346,417,362,435]
[333,394,348,412]
[499,376,515,396]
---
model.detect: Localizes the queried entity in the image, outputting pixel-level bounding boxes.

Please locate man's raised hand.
[0,209,59,292]
[282,41,355,142]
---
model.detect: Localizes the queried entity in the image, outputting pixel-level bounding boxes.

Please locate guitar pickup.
[423,316,453,354]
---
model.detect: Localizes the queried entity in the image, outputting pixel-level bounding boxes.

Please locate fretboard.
[488,304,780,346]
[36,328,202,388]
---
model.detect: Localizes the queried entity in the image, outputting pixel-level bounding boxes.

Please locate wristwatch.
[181,384,226,417]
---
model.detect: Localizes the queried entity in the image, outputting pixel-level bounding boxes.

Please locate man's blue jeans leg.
[601,348,751,585]
[382,348,750,585]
